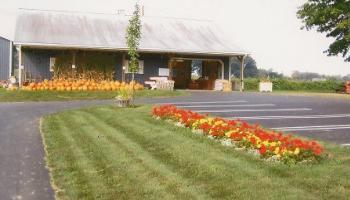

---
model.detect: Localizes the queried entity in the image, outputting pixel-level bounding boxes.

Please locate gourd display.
[21,52,144,92]
[22,79,144,91]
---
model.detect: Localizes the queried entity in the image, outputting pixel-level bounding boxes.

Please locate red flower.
[250,137,256,145]
[259,144,267,155]
[151,105,325,159]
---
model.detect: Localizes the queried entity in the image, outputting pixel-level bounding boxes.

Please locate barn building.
[9,9,248,90]
[0,36,12,81]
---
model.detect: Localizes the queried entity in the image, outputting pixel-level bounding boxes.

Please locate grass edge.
[39,116,61,200]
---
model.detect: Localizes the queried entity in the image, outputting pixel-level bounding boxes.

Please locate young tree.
[126,3,142,82]
[125,3,142,105]
[297,0,350,61]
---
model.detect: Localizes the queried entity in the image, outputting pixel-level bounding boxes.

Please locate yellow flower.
[294,148,300,155]
[270,142,276,147]
[199,119,206,123]
[274,147,280,154]
[225,131,233,137]
[207,117,214,123]
[214,120,224,125]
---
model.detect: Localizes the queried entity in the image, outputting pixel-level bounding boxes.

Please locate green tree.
[126,3,142,81]
[297,0,350,61]
[230,56,258,78]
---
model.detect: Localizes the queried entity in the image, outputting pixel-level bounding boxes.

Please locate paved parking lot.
[144,91,350,145]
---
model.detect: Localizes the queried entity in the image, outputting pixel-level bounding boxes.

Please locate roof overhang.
[14,42,249,57]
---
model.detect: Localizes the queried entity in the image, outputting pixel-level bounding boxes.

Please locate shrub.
[241,78,344,92]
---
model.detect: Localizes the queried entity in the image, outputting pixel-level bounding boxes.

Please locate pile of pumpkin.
[21,79,144,91]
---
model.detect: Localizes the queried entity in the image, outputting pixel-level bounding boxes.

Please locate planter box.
[259,82,273,92]
[116,98,131,107]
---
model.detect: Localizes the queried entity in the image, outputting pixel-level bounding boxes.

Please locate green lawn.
[0,88,188,102]
[41,105,350,199]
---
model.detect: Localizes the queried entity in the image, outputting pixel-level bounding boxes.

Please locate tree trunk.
[131,73,135,106]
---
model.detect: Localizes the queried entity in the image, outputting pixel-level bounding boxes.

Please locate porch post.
[122,54,125,82]
[239,55,246,92]
[17,45,22,86]
[72,51,76,78]
[218,60,224,80]
[228,57,233,82]
[168,57,173,80]
[9,41,13,78]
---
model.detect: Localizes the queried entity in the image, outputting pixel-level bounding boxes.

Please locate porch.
[15,46,247,91]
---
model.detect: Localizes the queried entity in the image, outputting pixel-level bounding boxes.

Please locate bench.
[145,77,174,91]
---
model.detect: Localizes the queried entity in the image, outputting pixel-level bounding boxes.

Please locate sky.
[0,0,349,76]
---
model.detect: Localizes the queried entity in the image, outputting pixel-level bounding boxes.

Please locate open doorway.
[170,58,222,90]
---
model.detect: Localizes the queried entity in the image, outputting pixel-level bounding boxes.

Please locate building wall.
[21,48,231,86]
[124,53,169,83]
[0,37,11,80]
[23,49,56,80]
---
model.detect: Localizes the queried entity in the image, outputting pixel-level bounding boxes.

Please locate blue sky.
[0,0,349,76]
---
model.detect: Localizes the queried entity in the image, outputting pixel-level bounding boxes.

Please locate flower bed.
[152,105,324,164]
[21,79,144,91]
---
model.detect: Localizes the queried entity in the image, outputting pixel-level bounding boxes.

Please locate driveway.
[1,91,350,199]
[0,100,113,200]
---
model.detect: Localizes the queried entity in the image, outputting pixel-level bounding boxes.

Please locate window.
[124,60,144,74]
[191,60,202,80]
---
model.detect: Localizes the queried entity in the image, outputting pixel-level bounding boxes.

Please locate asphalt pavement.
[0,100,113,200]
[142,91,350,145]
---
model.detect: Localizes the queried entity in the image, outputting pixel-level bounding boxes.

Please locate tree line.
[231,56,350,81]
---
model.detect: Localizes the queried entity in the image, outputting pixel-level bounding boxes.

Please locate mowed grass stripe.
[75,109,210,200]
[86,106,313,199]
[58,112,147,199]
[42,114,97,199]
[42,106,350,200]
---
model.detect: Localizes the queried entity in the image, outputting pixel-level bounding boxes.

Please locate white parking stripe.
[159,100,247,105]
[273,124,350,129]
[178,104,275,108]
[226,113,350,120]
[272,124,350,131]
[274,127,350,131]
[196,108,312,113]
[342,144,350,146]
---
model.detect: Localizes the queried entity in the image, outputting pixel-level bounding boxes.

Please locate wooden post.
[9,41,13,78]
[168,56,173,80]
[228,57,233,83]
[239,55,246,92]
[122,54,125,82]
[72,51,76,79]
[17,45,22,86]
[218,60,224,80]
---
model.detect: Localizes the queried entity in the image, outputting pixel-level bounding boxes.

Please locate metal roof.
[14,9,248,56]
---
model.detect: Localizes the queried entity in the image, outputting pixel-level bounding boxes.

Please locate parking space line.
[196,108,312,113]
[226,113,350,120]
[342,144,350,147]
[178,104,275,108]
[272,124,350,131]
[159,100,247,105]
